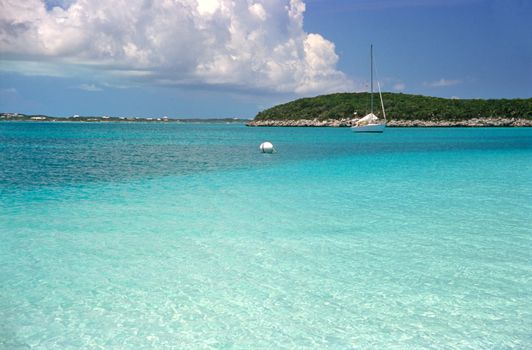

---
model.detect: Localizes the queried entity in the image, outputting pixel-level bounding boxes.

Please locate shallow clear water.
[1,123,531,349]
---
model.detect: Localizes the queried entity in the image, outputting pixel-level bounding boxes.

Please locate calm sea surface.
[1,122,531,349]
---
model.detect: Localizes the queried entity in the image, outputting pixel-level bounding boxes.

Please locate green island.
[0,113,248,124]
[248,92,532,127]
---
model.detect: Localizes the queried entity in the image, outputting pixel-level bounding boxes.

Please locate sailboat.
[351,45,387,133]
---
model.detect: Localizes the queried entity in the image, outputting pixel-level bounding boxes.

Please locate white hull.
[351,123,386,133]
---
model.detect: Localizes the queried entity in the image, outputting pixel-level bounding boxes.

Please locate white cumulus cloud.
[76,83,102,91]
[393,82,406,92]
[0,0,353,94]
[1,87,17,94]
[425,78,462,88]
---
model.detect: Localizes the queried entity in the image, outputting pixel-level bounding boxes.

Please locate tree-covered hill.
[254,93,532,121]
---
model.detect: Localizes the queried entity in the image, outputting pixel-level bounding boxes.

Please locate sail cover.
[356,113,379,126]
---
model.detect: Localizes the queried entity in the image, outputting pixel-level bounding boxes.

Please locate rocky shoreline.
[246,117,532,127]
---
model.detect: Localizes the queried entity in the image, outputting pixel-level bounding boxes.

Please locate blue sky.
[0,0,530,118]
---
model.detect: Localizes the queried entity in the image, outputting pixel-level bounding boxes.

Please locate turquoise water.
[1,122,531,349]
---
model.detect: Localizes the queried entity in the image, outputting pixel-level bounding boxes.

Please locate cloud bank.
[0,0,353,94]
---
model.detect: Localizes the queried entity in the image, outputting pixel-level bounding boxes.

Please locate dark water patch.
[1,123,530,189]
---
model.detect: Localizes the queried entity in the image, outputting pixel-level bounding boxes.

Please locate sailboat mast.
[370,44,373,114]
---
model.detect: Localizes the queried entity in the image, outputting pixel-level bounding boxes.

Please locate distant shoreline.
[246,117,532,127]
[0,113,249,124]
[2,113,530,127]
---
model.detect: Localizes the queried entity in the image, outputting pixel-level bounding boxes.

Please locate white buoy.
[259,141,275,153]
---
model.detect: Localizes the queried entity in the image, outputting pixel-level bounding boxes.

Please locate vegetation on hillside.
[255,93,532,121]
